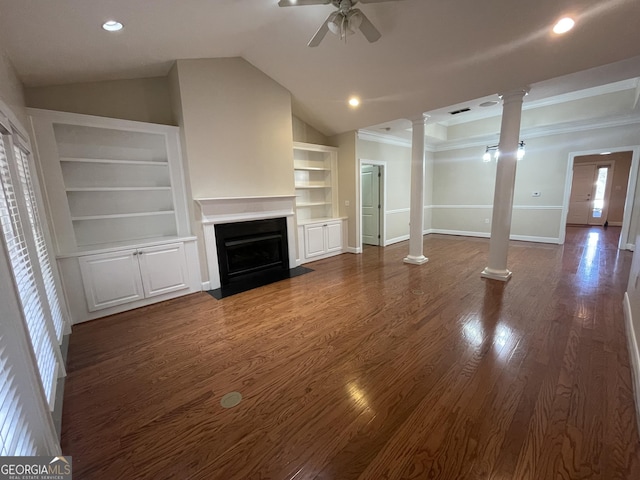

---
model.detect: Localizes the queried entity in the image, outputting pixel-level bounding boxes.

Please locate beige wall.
[574,151,632,225]
[292,115,329,145]
[0,50,26,126]
[173,58,294,200]
[25,77,174,125]
[331,131,357,249]
[432,122,640,243]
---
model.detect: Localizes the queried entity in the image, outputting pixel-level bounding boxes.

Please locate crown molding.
[434,112,640,152]
[358,130,411,148]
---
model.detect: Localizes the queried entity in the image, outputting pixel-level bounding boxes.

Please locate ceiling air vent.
[449,107,471,115]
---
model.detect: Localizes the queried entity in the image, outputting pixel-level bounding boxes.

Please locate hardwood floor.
[61,226,640,479]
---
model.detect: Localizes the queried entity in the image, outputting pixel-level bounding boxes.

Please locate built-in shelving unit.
[293,142,338,222]
[28,109,201,324]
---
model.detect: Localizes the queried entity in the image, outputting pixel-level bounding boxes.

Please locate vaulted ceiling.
[0,0,639,136]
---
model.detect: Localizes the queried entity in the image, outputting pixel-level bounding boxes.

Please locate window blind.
[0,340,37,456]
[13,143,67,343]
[0,135,60,407]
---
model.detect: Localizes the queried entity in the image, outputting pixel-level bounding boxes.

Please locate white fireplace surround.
[195,196,298,290]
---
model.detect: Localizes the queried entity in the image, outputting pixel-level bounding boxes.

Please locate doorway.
[361,164,382,246]
[563,149,636,248]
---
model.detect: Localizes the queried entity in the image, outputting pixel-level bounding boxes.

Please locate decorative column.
[404,114,429,265]
[481,88,529,281]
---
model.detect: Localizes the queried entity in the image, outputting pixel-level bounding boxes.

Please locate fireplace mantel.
[195,196,297,290]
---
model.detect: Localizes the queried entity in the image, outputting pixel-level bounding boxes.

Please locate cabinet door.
[138,243,188,298]
[79,250,144,312]
[304,224,326,258]
[325,222,343,253]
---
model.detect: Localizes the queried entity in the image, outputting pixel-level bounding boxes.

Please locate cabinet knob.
[323,224,327,227]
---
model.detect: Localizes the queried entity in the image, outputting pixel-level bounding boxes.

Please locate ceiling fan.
[278,0,403,47]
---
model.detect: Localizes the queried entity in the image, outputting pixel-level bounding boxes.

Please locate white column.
[481,88,529,281]
[404,114,429,265]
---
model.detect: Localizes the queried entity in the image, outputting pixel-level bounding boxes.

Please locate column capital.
[499,87,530,103]
[408,113,430,126]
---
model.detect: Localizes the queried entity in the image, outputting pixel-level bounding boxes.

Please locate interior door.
[361,165,380,246]
[567,164,596,224]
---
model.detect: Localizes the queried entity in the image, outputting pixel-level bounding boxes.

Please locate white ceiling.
[1,0,639,136]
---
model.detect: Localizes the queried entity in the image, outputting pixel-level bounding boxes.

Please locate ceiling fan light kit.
[278,0,403,47]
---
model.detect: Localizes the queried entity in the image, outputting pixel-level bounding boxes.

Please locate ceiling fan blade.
[357,11,382,43]
[308,15,332,47]
[278,0,332,6]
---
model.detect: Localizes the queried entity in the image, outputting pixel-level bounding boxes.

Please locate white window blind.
[0,340,37,456]
[13,142,67,343]
[0,134,61,408]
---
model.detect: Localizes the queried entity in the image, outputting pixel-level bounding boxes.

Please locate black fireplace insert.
[215,217,290,286]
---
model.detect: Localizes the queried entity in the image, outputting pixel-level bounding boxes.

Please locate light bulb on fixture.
[517,142,526,160]
[482,150,491,163]
[482,141,525,162]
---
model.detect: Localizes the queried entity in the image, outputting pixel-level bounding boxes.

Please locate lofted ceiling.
[0,0,639,136]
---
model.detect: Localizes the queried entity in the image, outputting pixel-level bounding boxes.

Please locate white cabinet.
[79,243,189,312]
[298,219,346,264]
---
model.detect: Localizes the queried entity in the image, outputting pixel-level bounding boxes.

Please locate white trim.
[428,229,559,244]
[623,292,640,435]
[201,281,211,291]
[435,113,640,152]
[429,204,563,210]
[293,141,338,153]
[385,234,410,245]
[346,246,362,254]
[608,221,623,227]
[358,130,412,148]
[386,208,410,215]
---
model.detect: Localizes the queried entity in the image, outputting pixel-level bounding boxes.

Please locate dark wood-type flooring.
[61,226,640,479]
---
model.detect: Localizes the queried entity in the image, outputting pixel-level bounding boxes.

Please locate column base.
[481,267,512,282]
[404,255,429,265]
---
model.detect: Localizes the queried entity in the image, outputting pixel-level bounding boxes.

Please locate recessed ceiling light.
[348,97,360,107]
[553,17,575,35]
[600,151,612,155]
[102,20,124,32]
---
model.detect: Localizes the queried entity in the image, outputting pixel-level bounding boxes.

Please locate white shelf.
[295,184,331,189]
[71,211,175,221]
[293,166,330,171]
[60,157,169,166]
[297,202,331,208]
[66,187,171,192]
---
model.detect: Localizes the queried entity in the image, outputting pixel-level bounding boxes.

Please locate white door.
[567,164,596,224]
[325,222,343,253]
[79,250,144,312]
[361,165,381,246]
[138,243,189,298]
[304,224,326,258]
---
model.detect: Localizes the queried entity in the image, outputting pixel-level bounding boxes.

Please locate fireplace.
[195,195,299,291]
[215,218,289,286]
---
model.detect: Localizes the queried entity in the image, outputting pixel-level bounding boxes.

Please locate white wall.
[173,58,294,200]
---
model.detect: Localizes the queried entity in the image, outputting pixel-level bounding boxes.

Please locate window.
[0,108,66,456]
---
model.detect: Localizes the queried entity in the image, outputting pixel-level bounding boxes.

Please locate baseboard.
[627,244,636,252]
[346,247,362,254]
[623,292,640,435]
[428,229,560,244]
[201,281,211,291]
[385,235,410,246]
[608,221,623,227]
